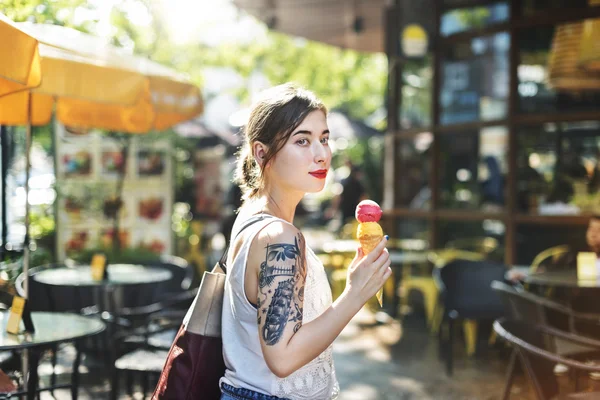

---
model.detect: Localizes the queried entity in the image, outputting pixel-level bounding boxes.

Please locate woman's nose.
[313,142,327,164]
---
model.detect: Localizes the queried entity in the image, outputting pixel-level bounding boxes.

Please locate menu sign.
[54,123,173,261]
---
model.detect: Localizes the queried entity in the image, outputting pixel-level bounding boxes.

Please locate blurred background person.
[327,162,367,228]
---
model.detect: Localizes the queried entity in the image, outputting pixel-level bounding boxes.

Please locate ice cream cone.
[355,200,386,307]
[356,220,385,307]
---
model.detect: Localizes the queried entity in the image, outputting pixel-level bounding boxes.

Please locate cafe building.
[236,0,600,265]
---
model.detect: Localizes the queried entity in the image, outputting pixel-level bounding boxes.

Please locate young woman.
[220,83,391,400]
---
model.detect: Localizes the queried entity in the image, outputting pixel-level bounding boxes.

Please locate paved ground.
[333,309,532,400]
[30,308,534,399]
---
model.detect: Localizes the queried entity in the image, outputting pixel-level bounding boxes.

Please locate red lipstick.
[309,169,328,179]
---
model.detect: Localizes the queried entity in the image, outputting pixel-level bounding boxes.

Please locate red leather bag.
[152,215,272,400]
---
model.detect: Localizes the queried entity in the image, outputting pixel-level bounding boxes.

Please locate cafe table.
[524,269,600,318]
[0,311,105,400]
[525,270,600,289]
[32,264,173,313]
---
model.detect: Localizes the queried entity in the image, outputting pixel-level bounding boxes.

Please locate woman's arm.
[253,222,390,378]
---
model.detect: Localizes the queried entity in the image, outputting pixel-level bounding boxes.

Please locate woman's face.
[265,110,331,194]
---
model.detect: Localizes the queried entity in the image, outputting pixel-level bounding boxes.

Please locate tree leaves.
[3,0,386,125]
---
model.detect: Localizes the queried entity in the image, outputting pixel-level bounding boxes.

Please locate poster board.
[54,122,173,261]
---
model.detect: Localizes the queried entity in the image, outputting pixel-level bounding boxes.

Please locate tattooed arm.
[253,222,307,372]
[251,222,391,378]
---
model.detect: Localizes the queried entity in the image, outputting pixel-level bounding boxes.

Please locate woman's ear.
[252,141,269,167]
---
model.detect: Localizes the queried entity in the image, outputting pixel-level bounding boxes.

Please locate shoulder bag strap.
[218,214,274,273]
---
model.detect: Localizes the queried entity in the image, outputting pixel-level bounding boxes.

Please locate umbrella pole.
[22,93,33,391]
[24,95,32,299]
[0,125,7,258]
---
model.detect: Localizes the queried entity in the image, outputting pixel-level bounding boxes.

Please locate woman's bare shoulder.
[247,221,305,268]
[254,220,302,248]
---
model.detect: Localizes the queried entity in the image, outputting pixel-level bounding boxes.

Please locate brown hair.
[234,83,327,201]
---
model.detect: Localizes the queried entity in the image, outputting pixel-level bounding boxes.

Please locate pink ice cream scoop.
[355,200,382,223]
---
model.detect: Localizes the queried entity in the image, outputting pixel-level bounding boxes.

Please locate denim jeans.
[220,383,289,400]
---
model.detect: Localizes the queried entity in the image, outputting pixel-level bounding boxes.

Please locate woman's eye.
[321,137,329,145]
[296,138,308,146]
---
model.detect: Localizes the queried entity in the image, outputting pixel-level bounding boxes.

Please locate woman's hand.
[344,237,392,305]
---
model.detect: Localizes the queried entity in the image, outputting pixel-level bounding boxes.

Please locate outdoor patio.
[34,307,533,400]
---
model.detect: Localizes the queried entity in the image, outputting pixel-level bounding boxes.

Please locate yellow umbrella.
[0,22,203,132]
[0,13,41,97]
[0,20,203,302]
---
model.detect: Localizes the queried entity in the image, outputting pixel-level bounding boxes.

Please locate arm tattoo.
[258,234,306,345]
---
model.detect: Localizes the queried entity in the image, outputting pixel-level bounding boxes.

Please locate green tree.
[3,0,386,125]
[188,34,387,124]
[99,1,387,125]
[1,0,96,31]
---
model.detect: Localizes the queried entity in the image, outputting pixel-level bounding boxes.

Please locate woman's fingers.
[349,247,363,268]
[382,266,392,281]
[364,236,388,263]
[370,248,389,271]
[373,257,391,277]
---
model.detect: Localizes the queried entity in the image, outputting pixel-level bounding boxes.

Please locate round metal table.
[32,264,173,313]
[525,270,600,289]
[0,311,105,400]
[33,264,172,287]
[0,312,105,349]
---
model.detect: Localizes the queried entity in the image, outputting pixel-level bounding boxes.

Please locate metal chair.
[494,318,600,399]
[491,281,600,342]
[492,281,600,399]
[530,245,571,274]
[434,259,506,376]
[135,255,195,306]
[110,287,197,400]
[423,250,486,337]
[15,264,99,397]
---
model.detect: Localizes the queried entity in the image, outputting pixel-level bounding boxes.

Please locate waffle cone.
[359,236,382,254]
[356,221,385,307]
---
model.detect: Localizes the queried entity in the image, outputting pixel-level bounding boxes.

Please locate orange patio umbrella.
[0,19,203,299]
[0,23,204,132]
[0,13,41,97]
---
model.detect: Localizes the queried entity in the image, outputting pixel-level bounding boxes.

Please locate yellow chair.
[445,237,499,256]
[425,249,485,339]
[527,245,571,299]
[330,267,386,309]
[428,249,494,357]
[400,272,438,328]
[428,249,486,268]
[530,245,571,274]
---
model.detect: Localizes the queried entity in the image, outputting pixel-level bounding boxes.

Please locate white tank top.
[220,214,339,400]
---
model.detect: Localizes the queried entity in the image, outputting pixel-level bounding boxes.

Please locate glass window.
[518,24,600,115]
[515,223,586,265]
[516,121,600,215]
[441,3,509,36]
[438,220,505,262]
[400,57,432,129]
[396,133,432,210]
[522,0,593,16]
[397,219,430,243]
[440,32,509,124]
[439,127,508,210]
